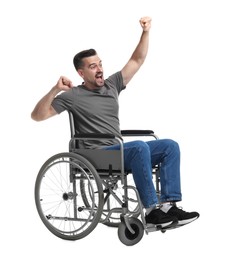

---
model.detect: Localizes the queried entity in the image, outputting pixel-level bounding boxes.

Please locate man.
[31,17,199,229]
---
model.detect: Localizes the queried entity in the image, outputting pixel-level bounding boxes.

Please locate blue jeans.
[105,139,182,208]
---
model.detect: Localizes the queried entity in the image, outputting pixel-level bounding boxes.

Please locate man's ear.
[77,69,84,78]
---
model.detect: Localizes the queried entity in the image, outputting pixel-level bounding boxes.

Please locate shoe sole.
[178,216,199,226]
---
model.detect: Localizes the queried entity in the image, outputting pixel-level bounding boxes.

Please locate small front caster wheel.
[118,217,144,246]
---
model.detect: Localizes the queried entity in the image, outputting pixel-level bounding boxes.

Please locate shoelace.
[159,203,185,214]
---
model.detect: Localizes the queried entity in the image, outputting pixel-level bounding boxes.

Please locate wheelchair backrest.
[67,111,123,172]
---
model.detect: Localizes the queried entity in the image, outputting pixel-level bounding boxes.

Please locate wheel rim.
[35,153,103,240]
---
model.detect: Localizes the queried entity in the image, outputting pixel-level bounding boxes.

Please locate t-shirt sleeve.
[106,71,126,94]
[51,90,74,114]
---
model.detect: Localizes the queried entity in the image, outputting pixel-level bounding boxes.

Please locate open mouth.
[95,72,103,79]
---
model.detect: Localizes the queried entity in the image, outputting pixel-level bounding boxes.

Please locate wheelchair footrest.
[146,221,178,233]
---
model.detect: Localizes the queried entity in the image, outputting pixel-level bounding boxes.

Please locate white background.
[1,0,231,259]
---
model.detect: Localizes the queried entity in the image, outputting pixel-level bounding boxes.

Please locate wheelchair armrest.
[74,133,116,139]
[121,130,154,136]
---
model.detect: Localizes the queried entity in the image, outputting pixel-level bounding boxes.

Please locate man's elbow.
[31,110,48,122]
[31,112,43,122]
[31,108,57,121]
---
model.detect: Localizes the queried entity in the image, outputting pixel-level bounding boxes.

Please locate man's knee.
[164,139,180,157]
[168,139,180,151]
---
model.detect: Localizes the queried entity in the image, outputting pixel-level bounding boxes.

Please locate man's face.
[78,55,104,90]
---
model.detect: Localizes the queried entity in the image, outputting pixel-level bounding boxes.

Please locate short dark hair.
[73,49,97,70]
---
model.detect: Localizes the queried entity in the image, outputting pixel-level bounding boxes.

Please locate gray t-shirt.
[52,71,126,149]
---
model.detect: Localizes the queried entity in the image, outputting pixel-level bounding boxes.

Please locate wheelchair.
[34,111,163,246]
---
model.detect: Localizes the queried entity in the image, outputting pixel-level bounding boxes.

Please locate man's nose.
[97,65,103,72]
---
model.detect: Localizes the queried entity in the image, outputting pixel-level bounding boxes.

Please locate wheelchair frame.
[34,111,162,246]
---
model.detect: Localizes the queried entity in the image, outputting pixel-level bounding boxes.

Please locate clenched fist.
[139,16,152,32]
[56,76,73,91]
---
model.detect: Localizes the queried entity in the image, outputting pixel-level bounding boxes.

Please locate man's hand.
[31,76,73,121]
[56,76,73,91]
[139,16,152,32]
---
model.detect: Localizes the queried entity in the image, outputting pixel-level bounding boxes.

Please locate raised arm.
[31,76,73,121]
[121,16,151,86]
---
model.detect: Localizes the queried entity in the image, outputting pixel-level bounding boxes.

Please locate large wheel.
[34,152,104,240]
[118,217,144,246]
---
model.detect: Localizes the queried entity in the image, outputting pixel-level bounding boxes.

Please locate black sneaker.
[145,208,178,228]
[167,204,200,226]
